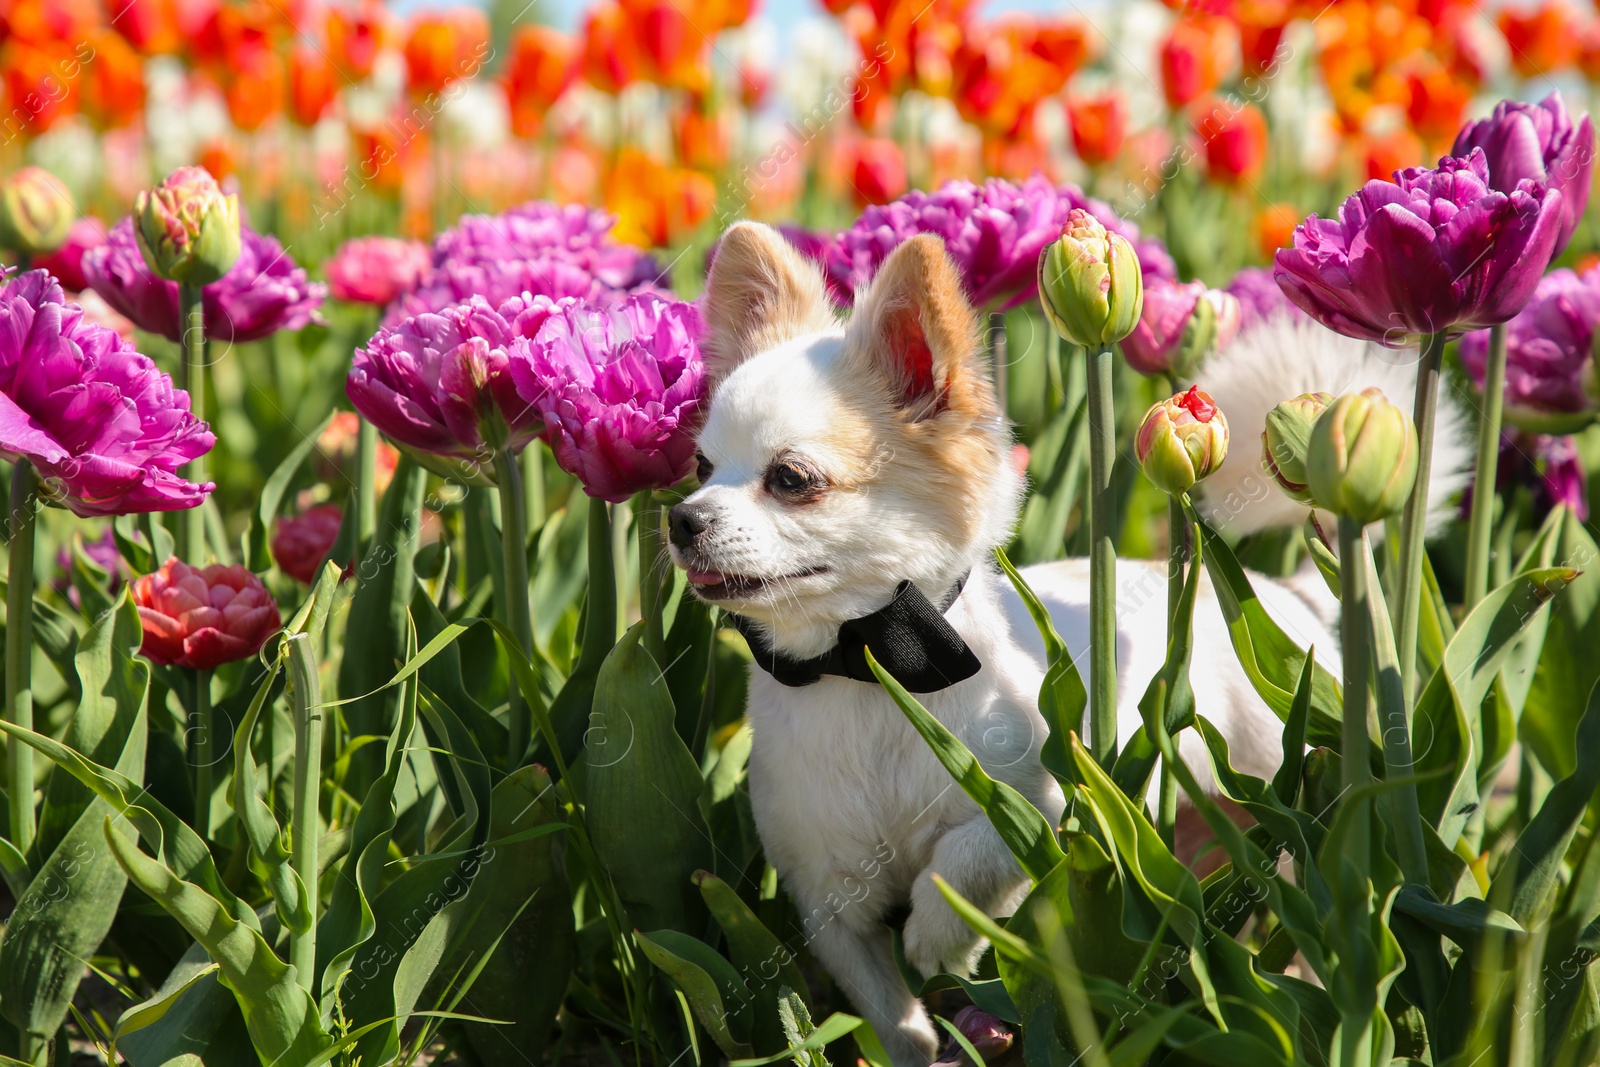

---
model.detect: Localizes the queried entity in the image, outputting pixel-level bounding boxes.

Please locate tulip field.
[7,0,1600,1064]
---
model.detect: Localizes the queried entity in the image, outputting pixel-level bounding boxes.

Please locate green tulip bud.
[1037,208,1144,348]
[134,166,241,286]
[0,167,75,256]
[1261,392,1333,504]
[1135,385,1229,495]
[1306,388,1418,524]
[1300,746,1343,819]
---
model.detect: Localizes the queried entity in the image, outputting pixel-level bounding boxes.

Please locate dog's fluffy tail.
[1192,313,1474,538]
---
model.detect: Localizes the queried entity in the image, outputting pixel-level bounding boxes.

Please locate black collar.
[728,574,981,694]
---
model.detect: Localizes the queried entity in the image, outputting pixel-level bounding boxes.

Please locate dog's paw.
[902,881,984,978]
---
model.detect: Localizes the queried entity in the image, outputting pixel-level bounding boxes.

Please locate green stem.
[286,633,322,992]
[1337,515,1373,870]
[637,492,667,665]
[1087,343,1118,767]
[356,418,378,545]
[1159,496,1184,850]
[5,460,36,854]
[493,451,534,768]
[989,311,1008,417]
[1394,331,1445,709]
[523,442,546,532]
[190,669,213,841]
[1463,323,1506,611]
[178,282,207,563]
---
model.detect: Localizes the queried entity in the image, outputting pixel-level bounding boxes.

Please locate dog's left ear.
[845,234,990,422]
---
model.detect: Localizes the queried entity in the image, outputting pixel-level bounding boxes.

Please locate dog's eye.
[695,453,713,482]
[768,461,817,497]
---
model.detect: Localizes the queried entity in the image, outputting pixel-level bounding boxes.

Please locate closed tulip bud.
[1306,388,1418,524]
[1038,208,1143,347]
[1261,392,1332,504]
[133,166,241,286]
[0,167,76,256]
[1135,385,1229,495]
[1300,746,1343,817]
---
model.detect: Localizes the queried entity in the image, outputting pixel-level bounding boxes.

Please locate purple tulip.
[1227,265,1309,332]
[82,218,325,345]
[1274,150,1563,347]
[1464,431,1589,521]
[1459,267,1600,431]
[348,293,557,483]
[509,294,706,503]
[0,269,213,516]
[1452,91,1595,256]
[826,175,1170,311]
[429,201,662,294]
[386,249,662,327]
[55,526,125,605]
[930,1006,1014,1067]
[1122,278,1241,377]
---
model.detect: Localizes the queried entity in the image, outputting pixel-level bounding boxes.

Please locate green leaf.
[636,929,754,1058]
[1185,504,1344,743]
[697,870,810,1053]
[102,818,329,1063]
[1013,396,1088,565]
[1493,676,1600,924]
[583,622,711,933]
[248,411,335,571]
[0,598,149,1045]
[1522,509,1600,778]
[866,647,1065,882]
[995,546,1085,786]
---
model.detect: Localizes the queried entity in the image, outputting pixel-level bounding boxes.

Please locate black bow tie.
[728,575,981,694]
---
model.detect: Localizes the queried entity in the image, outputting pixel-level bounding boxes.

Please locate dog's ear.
[703,222,835,382]
[845,234,990,422]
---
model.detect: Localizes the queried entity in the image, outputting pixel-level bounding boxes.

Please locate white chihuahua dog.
[668,222,1468,1066]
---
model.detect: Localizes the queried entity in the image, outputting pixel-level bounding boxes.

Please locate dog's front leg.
[807,912,937,1067]
[902,815,1027,979]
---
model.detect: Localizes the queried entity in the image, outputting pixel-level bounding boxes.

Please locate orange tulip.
[0,0,100,46]
[1498,1,1580,78]
[1362,124,1425,181]
[289,46,339,127]
[192,0,284,76]
[353,125,407,194]
[327,0,392,81]
[953,17,1086,137]
[1579,21,1600,81]
[675,100,728,170]
[606,148,714,248]
[106,0,181,54]
[582,1,640,94]
[1405,63,1472,144]
[224,46,285,131]
[1237,0,1291,77]
[403,9,489,98]
[504,26,577,138]
[849,137,908,206]
[1160,18,1230,109]
[1068,92,1128,166]
[1195,98,1268,184]
[198,139,239,184]
[1256,202,1300,259]
[0,40,82,135]
[624,0,710,91]
[81,29,146,131]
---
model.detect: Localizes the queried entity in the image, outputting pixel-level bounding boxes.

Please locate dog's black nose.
[669,502,713,549]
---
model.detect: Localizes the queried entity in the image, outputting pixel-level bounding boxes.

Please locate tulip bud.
[1306,388,1419,524]
[1300,746,1343,818]
[930,1006,1014,1067]
[1170,288,1242,379]
[1135,385,1229,495]
[0,167,76,256]
[133,166,242,286]
[1261,392,1332,504]
[1038,208,1144,348]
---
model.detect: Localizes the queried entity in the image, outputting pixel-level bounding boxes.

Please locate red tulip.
[327,0,391,81]
[107,0,181,54]
[272,504,345,584]
[1068,93,1128,166]
[1498,1,1580,78]
[1160,18,1228,108]
[133,559,281,671]
[289,45,339,127]
[581,2,640,93]
[850,138,909,207]
[504,25,577,138]
[1196,99,1267,184]
[404,9,489,97]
